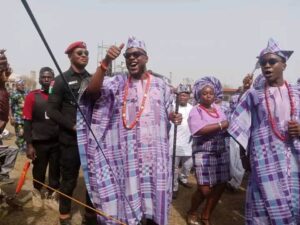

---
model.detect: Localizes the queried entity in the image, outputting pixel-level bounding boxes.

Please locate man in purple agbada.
[229,38,300,225]
[76,36,182,225]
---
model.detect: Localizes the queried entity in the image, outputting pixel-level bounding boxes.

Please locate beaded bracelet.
[100,60,108,71]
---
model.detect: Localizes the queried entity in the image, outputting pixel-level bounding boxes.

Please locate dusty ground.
[0,125,246,225]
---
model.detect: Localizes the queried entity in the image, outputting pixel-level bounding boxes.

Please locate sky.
[1,0,300,87]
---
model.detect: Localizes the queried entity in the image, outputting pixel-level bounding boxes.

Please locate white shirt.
[169,103,193,156]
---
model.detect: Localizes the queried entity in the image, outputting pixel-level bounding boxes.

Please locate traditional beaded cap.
[126,36,147,53]
[177,84,192,94]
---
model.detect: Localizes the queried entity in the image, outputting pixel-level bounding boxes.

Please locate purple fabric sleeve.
[188,104,226,136]
[188,107,205,135]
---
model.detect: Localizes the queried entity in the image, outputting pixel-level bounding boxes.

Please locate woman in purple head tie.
[187,76,230,225]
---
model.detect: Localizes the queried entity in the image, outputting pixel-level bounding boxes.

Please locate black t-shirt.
[47,67,90,145]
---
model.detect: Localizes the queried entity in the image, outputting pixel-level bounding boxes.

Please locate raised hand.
[88,43,125,95]
[103,43,125,64]
[0,49,8,72]
[243,73,254,90]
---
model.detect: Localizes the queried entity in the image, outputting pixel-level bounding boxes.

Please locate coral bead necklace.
[122,73,151,129]
[198,104,220,118]
[264,81,295,141]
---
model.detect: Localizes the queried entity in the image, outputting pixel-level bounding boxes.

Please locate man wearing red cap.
[47,42,97,225]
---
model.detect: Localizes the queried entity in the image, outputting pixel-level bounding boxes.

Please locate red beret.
[65,41,87,54]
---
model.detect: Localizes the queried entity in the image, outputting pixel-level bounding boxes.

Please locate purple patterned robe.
[228,83,300,225]
[77,73,173,225]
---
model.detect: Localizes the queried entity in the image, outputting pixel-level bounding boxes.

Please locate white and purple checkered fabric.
[253,74,265,90]
[194,151,230,186]
[77,73,173,225]
[228,83,300,224]
[258,38,293,61]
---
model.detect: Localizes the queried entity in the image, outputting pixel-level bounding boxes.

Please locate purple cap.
[258,38,293,61]
[126,36,147,53]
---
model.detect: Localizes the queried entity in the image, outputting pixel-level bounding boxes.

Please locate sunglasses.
[74,50,89,57]
[123,51,146,59]
[259,58,281,67]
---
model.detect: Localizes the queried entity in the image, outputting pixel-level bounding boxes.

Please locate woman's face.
[199,85,215,107]
[178,92,190,106]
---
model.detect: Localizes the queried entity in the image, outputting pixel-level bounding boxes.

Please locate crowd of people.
[1,36,300,225]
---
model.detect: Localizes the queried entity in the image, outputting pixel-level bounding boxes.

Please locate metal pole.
[172,93,179,191]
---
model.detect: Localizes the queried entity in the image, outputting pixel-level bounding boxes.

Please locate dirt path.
[1,128,246,225]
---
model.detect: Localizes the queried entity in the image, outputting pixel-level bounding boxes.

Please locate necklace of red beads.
[122,73,151,130]
[198,104,220,118]
[264,81,295,141]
